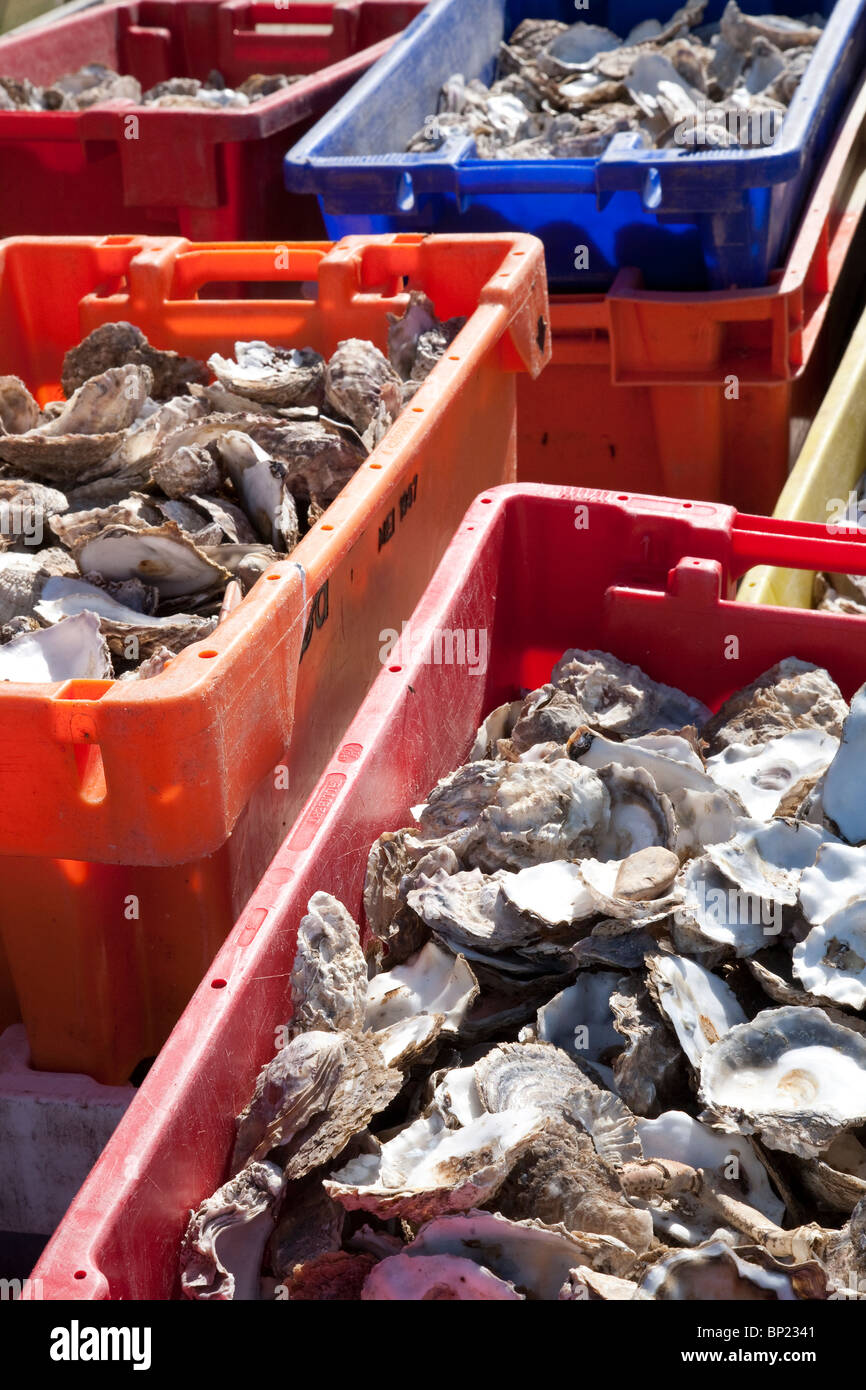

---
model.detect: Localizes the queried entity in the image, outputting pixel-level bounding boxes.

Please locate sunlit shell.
[324,339,402,437]
[35,576,215,657]
[702,660,847,756]
[208,342,325,409]
[474,1041,643,1168]
[821,684,866,845]
[75,522,231,600]
[699,1006,866,1157]
[324,1106,549,1223]
[217,431,299,550]
[289,892,367,1036]
[62,322,209,401]
[636,1110,785,1230]
[647,953,747,1067]
[396,1208,635,1296]
[0,609,111,682]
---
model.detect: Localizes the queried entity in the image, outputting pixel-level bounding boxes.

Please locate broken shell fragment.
[0,610,111,681]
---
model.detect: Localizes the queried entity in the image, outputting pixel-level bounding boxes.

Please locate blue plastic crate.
[284,0,866,290]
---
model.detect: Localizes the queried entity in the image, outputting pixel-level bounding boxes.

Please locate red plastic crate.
[32,482,866,1300]
[0,0,425,240]
[517,68,866,515]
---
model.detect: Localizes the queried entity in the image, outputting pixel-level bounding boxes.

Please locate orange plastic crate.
[0,231,549,1083]
[517,69,866,515]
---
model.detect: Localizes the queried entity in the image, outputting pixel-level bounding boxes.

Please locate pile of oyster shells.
[0,63,300,111]
[182,649,866,1300]
[0,295,462,680]
[407,1,825,159]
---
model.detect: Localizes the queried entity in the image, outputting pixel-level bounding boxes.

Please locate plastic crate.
[0,231,549,1085]
[0,0,425,241]
[514,66,866,514]
[30,481,866,1300]
[284,0,866,292]
[739,298,866,609]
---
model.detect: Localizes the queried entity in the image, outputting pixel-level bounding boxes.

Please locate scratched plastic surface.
[0,0,426,240]
[31,482,866,1299]
[0,231,549,1084]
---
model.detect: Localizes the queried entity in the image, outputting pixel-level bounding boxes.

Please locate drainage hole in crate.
[211,978,227,990]
[198,650,218,659]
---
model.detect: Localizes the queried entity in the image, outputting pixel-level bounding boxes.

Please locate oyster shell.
[0,365,153,480]
[324,1106,549,1223]
[324,340,402,439]
[699,1006,866,1157]
[706,727,839,819]
[0,610,111,681]
[362,1252,523,1300]
[0,376,40,433]
[208,342,325,409]
[473,1041,643,1167]
[646,953,747,1066]
[62,322,209,400]
[180,1160,283,1301]
[702,660,847,756]
[494,1119,654,1252]
[217,432,299,550]
[288,892,367,1036]
[231,1029,403,1177]
[821,685,866,845]
[793,904,866,1010]
[75,522,231,600]
[639,1238,827,1300]
[610,980,684,1117]
[35,577,216,657]
[394,1208,635,1296]
[364,940,478,1038]
[636,1110,785,1231]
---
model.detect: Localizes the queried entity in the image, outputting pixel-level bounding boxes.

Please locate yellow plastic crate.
[739,303,866,608]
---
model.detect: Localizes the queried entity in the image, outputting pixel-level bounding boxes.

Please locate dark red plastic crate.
[0,0,425,240]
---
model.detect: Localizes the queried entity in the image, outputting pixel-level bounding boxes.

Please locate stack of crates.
[3,0,866,1309]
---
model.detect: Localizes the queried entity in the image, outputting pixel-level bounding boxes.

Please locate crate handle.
[124,244,329,301]
[731,513,866,579]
